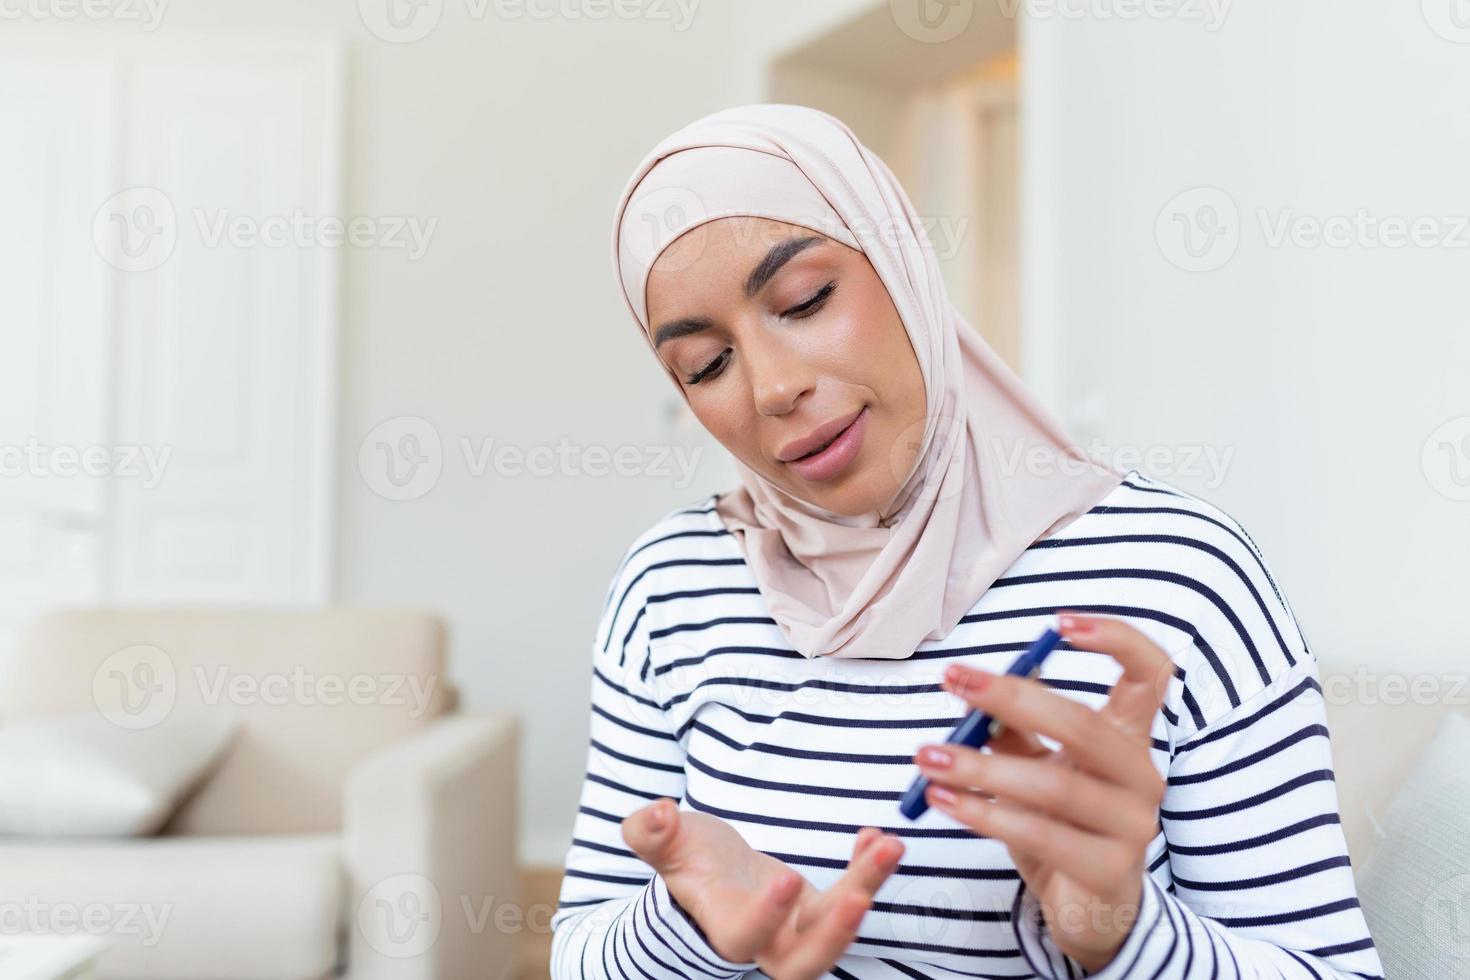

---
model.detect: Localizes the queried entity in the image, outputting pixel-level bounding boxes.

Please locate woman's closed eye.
[783,280,837,319]
[685,349,730,386]
[683,281,839,386]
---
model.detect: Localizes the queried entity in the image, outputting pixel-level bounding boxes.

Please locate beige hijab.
[611,104,1123,661]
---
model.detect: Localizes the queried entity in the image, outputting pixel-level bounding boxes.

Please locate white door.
[0,39,341,645]
[0,54,115,647]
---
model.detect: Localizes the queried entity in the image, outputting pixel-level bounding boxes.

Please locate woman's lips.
[785,407,868,482]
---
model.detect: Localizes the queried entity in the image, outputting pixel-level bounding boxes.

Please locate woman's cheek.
[691,389,755,460]
[786,313,848,376]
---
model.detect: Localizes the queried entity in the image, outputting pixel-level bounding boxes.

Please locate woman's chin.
[780,462,892,517]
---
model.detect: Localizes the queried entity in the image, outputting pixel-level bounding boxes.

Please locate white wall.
[1022,2,1470,680]
[8,0,876,864]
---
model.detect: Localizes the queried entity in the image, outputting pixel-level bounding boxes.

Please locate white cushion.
[0,711,238,836]
[3,608,453,834]
[0,833,342,980]
[1356,712,1470,975]
[0,935,106,979]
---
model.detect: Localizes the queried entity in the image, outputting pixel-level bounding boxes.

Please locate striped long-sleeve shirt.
[550,469,1384,979]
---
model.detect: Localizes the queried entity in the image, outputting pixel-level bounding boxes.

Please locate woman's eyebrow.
[744,235,824,298]
[652,315,714,350]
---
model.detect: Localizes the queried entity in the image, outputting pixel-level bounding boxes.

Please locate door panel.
[0,40,339,649]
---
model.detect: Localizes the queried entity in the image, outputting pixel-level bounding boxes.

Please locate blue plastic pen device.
[898,626,1064,820]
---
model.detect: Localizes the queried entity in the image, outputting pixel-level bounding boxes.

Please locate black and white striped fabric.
[550,470,1383,979]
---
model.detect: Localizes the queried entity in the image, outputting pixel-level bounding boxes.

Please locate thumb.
[621,797,682,872]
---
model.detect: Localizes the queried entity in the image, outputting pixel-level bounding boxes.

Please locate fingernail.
[647,803,666,833]
[1059,613,1093,634]
[928,786,957,805]
[917,745,953,768]
[944,664,991,692]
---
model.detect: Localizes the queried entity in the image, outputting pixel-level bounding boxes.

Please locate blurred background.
[2,1,1469,978]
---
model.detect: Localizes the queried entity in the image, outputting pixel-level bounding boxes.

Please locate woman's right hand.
[621,797,904,979]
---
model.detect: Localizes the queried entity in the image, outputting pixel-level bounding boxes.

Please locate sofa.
[1322,668,1467,867]
[0,608,521,980]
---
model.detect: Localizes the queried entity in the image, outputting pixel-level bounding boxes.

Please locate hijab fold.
[611,104,1123,661]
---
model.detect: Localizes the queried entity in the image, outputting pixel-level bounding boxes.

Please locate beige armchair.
[0,608,520,980]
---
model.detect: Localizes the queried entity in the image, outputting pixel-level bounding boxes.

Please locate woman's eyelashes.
[685,349,729,386]
[782,280,837,319]
[682,281,839,386]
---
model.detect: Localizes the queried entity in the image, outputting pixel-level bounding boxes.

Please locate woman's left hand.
[913,613,1173,973]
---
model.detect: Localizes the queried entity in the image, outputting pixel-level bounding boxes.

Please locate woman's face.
[645,216,927,517]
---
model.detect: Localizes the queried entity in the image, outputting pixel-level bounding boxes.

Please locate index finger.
[1057,612,1176,732]
[942,666,1159,794]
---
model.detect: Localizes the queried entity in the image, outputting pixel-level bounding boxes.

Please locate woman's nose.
[744,331,815,416]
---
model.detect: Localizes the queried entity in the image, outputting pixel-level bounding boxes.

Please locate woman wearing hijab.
[550,105,1381,980]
